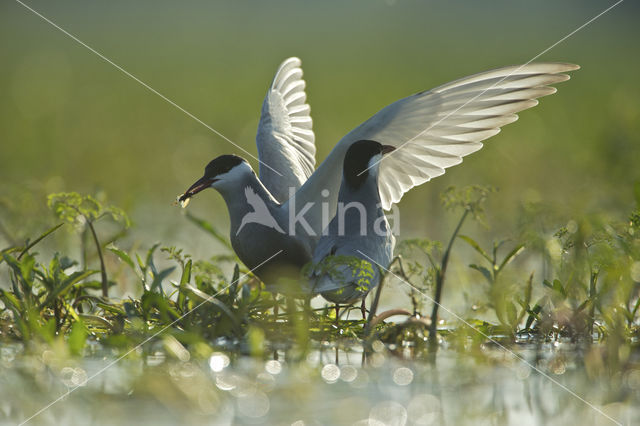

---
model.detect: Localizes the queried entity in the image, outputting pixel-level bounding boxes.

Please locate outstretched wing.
[256,57,316,204]
[350,63,579,210]
[293,62,578,219]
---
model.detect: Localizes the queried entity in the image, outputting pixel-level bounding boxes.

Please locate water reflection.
[0,343,638,425]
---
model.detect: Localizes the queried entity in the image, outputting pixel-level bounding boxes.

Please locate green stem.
[588,269,598,336]
[364,270,385,337]
[87,220,108,298]
[429,209,469,351]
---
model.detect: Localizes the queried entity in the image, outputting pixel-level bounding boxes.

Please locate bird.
[179,57,579,294]
[307,140,395,313]
[180,154,311,295]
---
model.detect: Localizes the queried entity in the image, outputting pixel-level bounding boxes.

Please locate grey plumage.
[309,140,395,304]
[179,58,578,296]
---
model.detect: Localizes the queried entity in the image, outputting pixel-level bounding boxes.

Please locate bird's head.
[343,140,395,189]
[179,155,252,204]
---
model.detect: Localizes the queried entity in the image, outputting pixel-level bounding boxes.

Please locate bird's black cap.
[204,154,246,179]
[343,140,395,189]
[179,155,247,202]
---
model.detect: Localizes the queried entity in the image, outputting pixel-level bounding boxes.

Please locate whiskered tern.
[179,57,579,293]
[308,140,395,307]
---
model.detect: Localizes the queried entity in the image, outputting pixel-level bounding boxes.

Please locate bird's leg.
[334,304,340,365]
[360,299,367,366]
[273,297,280,360]
[363,267,387,366]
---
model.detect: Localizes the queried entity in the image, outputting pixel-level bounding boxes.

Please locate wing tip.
[519,62,581,73]
[282,56,302,67]
[272,57,304,90]
[554,62,580,72]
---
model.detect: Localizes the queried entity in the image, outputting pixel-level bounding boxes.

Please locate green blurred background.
[1,0,639,258]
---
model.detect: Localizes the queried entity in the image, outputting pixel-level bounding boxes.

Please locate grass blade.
[107,245,135,270]
[18,223,64,260]
[498,243,525,273]
[185,212,233,251]
[458,235,492,263]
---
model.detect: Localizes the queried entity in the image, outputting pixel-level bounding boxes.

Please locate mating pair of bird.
[179,57,578,309]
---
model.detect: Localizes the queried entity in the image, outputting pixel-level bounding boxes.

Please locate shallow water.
[1,340,638,426]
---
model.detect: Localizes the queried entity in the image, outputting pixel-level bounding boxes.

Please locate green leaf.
[48,192,84,224]
[40,270,99,308]
[469,264,493,284]
[61,298,83,323]
[518,272,534,323]
[0,289,22,312]
[146,243,161,277]
[524,273,533,307]
[97,302,126,316]
[102,206,131,228]
[552,279,567,298]
[632,296,640,319]
[440,185,496,226]
[68,320,88,356]
[576,298,591,313]
[525,298,545,330]
[150,267,175,294]
[506,301,518,327]
[107,246,135,271]
[3,253,36,300]
[543,279,567,298]
[247,326,265,358]
[458,235,492,263]
[48,192,129,232]
[620,306,634,323]
[141,291,180,322]
[497,243,525,273]
[37,317,57,343]
[183,284,241,334]
[178,259,192,309]
[229,263,240,297]
[76,280,106,290]
[123,301,139,318]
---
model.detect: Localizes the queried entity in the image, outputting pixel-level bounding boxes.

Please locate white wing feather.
[294,62,578,217]
[346,63,580,209]
[256,57,316,203]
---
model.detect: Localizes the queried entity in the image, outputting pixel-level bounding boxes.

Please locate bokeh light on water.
[208,352,230,373]
[1,343,638,425]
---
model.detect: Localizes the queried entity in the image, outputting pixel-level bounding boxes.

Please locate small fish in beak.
[174,176,217,208]
[174,194,191,208]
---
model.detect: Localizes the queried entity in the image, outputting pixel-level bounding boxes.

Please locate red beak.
[179,176,216,202]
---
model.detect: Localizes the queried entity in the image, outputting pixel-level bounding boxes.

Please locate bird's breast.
[230,222,312,287]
